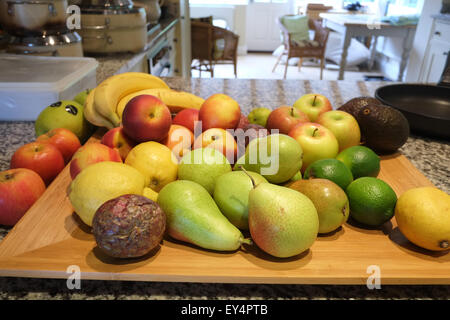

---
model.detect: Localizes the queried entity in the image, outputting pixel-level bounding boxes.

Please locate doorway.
[246,0,295,52]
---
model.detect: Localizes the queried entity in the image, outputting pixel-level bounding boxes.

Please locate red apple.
[316,110,361,152]
[122,94,172,143]
[36,128,81,164]
[293,93,333,121]
[101,127,136,161]
[0,168,46,226]
[236,114,250,130]
[162,124,194,160]
[172,108,199,134]
[10,142,65,185]
[288,122,339,172]
[69,143,122,180]
[266,105,310,134]
[198,94,241,131]
[193,128,237,164]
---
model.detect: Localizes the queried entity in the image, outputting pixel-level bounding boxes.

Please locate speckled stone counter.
[0,77,449,300]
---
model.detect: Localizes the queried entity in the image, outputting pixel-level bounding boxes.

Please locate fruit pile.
[1,72,448,259]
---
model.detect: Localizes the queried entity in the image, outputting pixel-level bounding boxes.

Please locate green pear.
[178,148,232,194]
[157,180,250,251]
[73,88,92,106]
[247,177,319,258]
[236,134,303,184]
[214,170,268,230]
[35,100,93,143]
[289,179,349,234]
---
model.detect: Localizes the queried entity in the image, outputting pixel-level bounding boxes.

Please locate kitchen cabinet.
[419,18,450,83]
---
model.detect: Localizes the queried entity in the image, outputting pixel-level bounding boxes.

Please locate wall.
[405,0,444,81]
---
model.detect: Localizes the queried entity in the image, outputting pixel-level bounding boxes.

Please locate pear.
[214,170,268,230]
[246,172,319,258]
[157,180,250,251]
[178,148,232,194]
[236,134,303,184]
[289,179,349,234]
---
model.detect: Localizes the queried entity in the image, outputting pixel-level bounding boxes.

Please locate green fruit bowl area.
[2,80,449,275]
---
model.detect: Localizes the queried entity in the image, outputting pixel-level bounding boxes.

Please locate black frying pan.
[375,52,450,140]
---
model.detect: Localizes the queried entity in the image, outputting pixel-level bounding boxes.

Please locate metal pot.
[0,0,69,36]
[79,6,147,54]
[6,31,83,57]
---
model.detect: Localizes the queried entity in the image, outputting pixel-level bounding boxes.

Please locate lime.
[35,100,93,143]
[336,145,380,179]
[346,177,397,227]
[303,158,353,190]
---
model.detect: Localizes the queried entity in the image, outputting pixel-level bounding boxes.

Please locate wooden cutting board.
[0,130,448,285]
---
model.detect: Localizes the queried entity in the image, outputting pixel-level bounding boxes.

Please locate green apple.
[236,134,303,184]
[247,107,272,127]
[293,93,332,122]
[178,148,232,194]
[214,170,268,230]
[288,122,339,173]
[289,178,349,234]
[73,88,92,106]
[35,100,93,144]
[316,110,361,152]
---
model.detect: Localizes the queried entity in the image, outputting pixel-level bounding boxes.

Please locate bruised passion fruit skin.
[92,194,166,258]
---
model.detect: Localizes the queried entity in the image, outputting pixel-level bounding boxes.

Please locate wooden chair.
[190,21,239,78]
[272,18,330,80]
[212,25,239,77]
[191,21,215,77]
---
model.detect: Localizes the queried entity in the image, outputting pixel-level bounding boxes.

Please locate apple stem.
[239,166,256,189]
[312,128,319,137]
[312,95,317,106]
[291,107,295,117]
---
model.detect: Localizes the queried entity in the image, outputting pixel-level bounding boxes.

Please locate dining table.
[319,13,417,81]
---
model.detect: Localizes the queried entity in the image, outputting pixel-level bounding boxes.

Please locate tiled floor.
[191,52,384,81]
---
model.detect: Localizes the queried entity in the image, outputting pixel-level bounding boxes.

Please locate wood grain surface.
[0,131,448,285]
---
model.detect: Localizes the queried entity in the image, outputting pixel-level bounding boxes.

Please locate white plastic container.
[0,54,98,121]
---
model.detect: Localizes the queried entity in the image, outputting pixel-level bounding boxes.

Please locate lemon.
[346,177,397,227]
[125,141,178,192]
[336,145,380,179]
[68,161,147,226]
[143,187,159,202]
[303,158,353,190]
[395,187,450,251]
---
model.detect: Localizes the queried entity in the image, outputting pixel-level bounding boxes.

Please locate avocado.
[357,104,410,154]
[338,97,383,121]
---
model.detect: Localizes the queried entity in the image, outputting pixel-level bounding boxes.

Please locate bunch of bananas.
[84,72,205,129]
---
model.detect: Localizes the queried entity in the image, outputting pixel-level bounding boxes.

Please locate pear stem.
[239,166,256,189]
[240,238,253,246]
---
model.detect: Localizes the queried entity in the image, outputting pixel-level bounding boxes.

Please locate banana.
[93,72,170,127]
[117,89,205,120]
[84,88,115,129]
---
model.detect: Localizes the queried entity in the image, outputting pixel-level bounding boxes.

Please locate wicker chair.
[272,18,330,79]
[190,21,239,78]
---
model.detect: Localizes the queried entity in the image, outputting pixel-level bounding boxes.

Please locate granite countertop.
[0,77,449,300]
